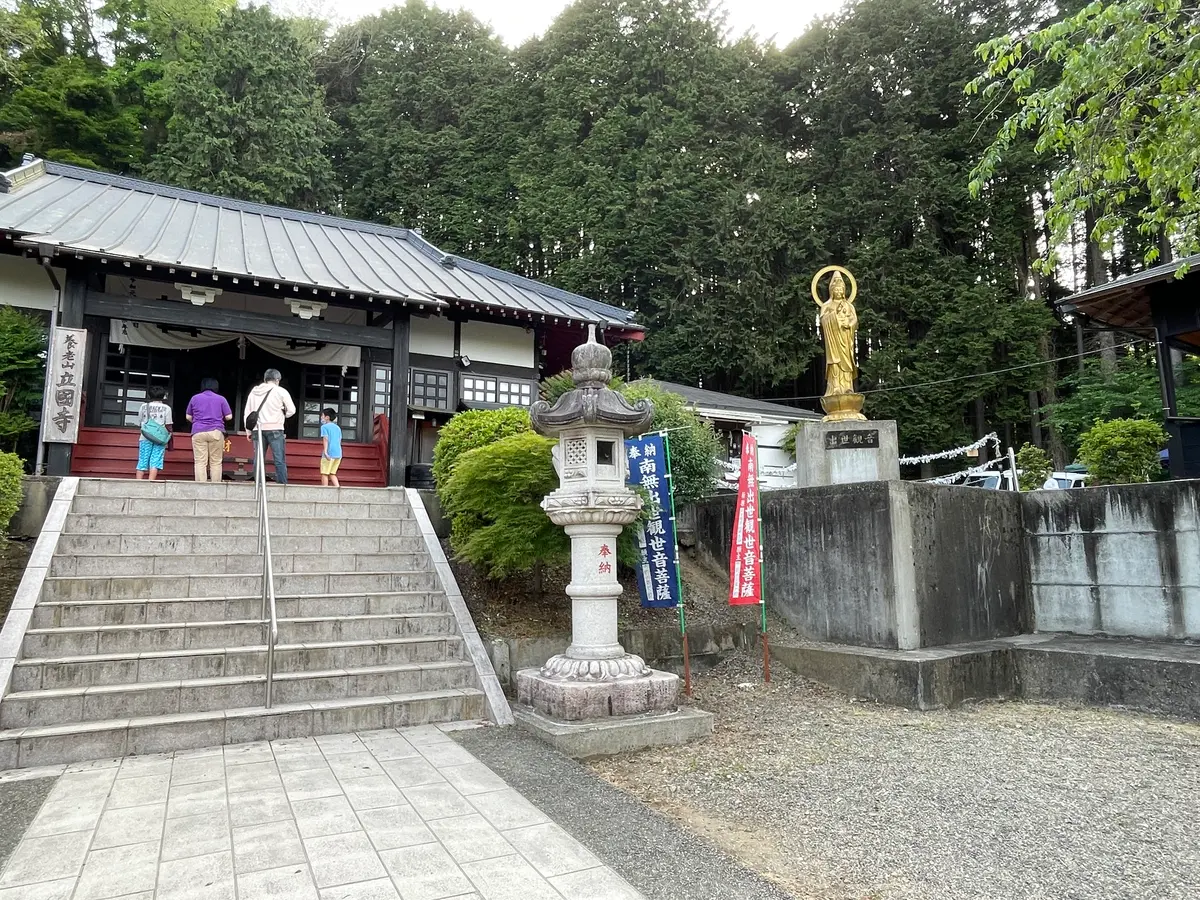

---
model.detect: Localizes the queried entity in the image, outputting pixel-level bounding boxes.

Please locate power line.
[764,339,1149,403]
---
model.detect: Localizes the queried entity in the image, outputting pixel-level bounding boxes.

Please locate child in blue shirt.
[320,408,343,487]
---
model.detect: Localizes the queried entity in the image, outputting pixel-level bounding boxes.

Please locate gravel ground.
[455,726,792,900]
[0,777,54,873]
[590,650,1200,900]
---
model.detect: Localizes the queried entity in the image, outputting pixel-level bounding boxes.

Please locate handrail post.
[253,426,278,710]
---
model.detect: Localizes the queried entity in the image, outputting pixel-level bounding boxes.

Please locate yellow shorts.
[320,457,342,475]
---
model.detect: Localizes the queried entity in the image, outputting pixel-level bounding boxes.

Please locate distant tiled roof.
[633,379,820,421]
[0,159,641,332]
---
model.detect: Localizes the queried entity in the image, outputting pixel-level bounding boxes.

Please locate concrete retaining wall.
[1024,481,1200,640]
[691,481,1028,650]
[8,476,61,538]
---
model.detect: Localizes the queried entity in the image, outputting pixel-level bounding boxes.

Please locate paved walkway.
[0,725,644,900]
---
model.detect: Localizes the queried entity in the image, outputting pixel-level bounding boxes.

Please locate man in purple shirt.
[185,378,233,482]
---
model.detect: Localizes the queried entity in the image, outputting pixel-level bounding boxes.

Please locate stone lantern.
[514,326,712,755]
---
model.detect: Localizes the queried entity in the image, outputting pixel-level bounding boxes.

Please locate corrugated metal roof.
[631,379,821,421]
[0,159,641,331]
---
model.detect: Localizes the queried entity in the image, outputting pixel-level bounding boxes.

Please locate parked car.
[962,470,1087,490]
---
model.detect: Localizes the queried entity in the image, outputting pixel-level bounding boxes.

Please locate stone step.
[21,613,459,657]
[41,570,439,602]
[31,591,447,629]
[48,551,431,577]
[76,480,410,505]
[64,514,420,537]
[12,635,465,691]
[0,660,479,728]
[70,495,413,520]
[0,688,486,769]
[55,532,428,557]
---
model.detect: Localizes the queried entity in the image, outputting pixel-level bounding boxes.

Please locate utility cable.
[763,338,1148,403]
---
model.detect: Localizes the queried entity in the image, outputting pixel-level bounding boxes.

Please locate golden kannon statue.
[812,265,866,422]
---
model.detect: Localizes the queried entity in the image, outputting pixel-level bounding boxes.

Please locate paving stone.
[303,830,387,888]
[415,742,475,770]
[341,776,405,811]
[459,854,561,900]
[282,767,341,802]
[464,789,548,831]
[223,742,275,767]
[356,805,435,852]
[106,774,169,810]
[500,823,601,878]
[157,850,236,900]
[225,761,283,795]
[426,814,513,864]
[0,832,91,887]
[0,878,77,899]
[379,758,442,789]
[291,795,360,839]
[402,784,475,822]
[73,840,160,900]
[228,786,291,828]
[166,779,227,818]
[315,734,365,755]
[236,863,320,900]
[92,803,166,850]
[24,796,105,837]
[439,764,508,797]
[232,820,306,875]
[162,810,230,861]
[378,843,473,900]
[317,877,400,900]
[549,867,644,900]
[326,752,385,782]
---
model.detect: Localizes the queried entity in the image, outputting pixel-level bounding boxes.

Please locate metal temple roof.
[0,159,641,332]
[1058,253,1200,332]
[631,379,820,422]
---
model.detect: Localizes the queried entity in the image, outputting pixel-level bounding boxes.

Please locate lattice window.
[100,345,174,427]
[410,368,451,411]
[564,437,587,467]
[461,375,497,404]
[302,365,359,441]
[372,364,391,418]
[497,380,533,407]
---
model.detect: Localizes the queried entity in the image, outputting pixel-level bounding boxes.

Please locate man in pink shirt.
[244,368,297,484]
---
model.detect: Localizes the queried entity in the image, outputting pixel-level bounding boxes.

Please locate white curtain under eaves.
[109,320,361,369]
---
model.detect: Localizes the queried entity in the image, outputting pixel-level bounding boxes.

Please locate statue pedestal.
[796,419,900,488]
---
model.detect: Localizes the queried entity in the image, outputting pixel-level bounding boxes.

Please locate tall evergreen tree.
[322,0,516,260]
[778,0,1054,454]
[147,3,335,209]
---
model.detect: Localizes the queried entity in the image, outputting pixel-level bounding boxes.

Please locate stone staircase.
[0,479,487,768]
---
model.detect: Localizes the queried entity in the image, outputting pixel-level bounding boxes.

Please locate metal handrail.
[253,429,279,709]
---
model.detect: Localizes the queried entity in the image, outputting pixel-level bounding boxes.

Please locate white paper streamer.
[899,433,1000,466]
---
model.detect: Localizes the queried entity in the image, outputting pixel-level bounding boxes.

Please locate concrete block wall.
[1024,481,1200,640]
[691,481,1028,650]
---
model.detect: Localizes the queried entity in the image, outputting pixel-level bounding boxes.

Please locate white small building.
[630,379,820,490]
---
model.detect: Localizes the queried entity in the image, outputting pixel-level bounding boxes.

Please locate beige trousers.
[191,430,224,482]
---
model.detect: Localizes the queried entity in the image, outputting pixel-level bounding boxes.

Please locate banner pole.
[661,431,691,696]
[752,431,770,683]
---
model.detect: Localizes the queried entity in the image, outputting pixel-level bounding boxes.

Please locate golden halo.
[811,265,858,306]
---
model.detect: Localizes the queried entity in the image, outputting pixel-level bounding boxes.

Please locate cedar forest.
[0,0,1188,466]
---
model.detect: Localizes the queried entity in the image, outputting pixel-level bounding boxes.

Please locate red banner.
[729,434,762,606]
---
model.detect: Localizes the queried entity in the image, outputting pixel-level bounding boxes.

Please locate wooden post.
[388,314,411,487]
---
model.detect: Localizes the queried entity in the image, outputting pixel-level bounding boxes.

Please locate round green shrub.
[431,407,531,501]
[1076,418,1168,485]
[0,451,24,533]
[441,431,567,577]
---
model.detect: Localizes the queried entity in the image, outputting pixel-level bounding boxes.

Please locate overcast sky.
[275,0,848,47]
